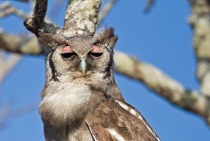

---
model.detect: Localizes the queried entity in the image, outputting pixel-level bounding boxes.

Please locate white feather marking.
[116,100,160,141]
[130,109,137,116]
[138,115,143,120]
[117,101,129,110]
[108,128,125,141]
[90,132,98,141]
[86,122,98,141]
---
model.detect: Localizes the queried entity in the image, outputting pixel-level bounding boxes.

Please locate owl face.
[39,28,118,77]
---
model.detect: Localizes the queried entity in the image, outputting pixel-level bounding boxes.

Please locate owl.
[38,27,160,141]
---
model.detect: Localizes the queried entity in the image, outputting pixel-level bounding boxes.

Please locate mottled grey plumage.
[38,27,160,141]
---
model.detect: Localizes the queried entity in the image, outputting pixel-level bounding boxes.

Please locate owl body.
[39,28,160,141]
[40,81,95,141]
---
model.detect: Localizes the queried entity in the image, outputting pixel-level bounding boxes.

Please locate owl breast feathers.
[38,27,160,141]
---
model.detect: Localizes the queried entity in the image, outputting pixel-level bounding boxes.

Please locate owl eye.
[61,53,76,58]
[89,45,103,58]
[61,46,76,59]
[89,52,103,57]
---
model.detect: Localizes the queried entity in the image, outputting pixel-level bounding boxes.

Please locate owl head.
[38,27,118,79]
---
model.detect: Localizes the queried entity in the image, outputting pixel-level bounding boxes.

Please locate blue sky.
[0,0,210,141]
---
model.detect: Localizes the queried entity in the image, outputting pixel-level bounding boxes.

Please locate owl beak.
[80,58,86,75]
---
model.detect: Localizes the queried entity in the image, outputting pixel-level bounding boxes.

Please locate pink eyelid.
[62,46,74,53]
[91,45,101,52]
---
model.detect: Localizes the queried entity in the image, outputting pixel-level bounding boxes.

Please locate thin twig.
[0,101,38,130]
[0,2,28,19]
[98,0,117,24]
[144,0,155,13]
[0,51,21,83]
[48,0,65,21]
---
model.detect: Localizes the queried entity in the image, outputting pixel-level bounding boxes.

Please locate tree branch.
[114,51,210,124]
[0,2,28,19]
[0,51,21,83]
[24,0,102,37]
[62,0,101,37]
[0,101,38,130]
[24,0,47,35]
[144,0,155,13]
[188,0,210,97]
[48,0,65,21]
[98,0,117,24]
[0,32,44,54]
[24,0,61,36]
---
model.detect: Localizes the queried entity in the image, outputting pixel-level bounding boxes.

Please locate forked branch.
[24,0,60,36]
[24,0,101,37]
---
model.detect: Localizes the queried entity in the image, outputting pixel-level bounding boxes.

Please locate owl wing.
[85,100,160,141]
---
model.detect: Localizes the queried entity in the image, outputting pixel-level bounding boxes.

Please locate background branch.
[0,101,38,130]
[98,0,117,24]
[115,51,210,124]
[144,0,155,12]
[0,32,43,54]
[0,51,21,83]
[0,2,28,19]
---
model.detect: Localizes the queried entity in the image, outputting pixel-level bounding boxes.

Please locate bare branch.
[0,51,21,83]
[0,101,38,130]
[98,0,117,24]
[63,0,101,37]
[0,2,28,19]
[114,51,210,124]
[2,0,29,2]
[48,0,65,21]
[24,0,61,36]
[0,31,44,54]
[25,0,102,37]
[144,0,155,13]
[188,0,210,97]
[25,0,47,33]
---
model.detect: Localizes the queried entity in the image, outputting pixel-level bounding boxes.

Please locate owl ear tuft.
[93,27,118,48]
[38,32,66,51]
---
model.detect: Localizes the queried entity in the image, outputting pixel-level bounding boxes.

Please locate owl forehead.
[66,36,93,55]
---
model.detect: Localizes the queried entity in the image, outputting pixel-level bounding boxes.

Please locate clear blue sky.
[0,0,210,141]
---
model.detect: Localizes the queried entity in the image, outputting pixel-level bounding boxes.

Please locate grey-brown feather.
[86,100,160,141]
[38,28,160,141]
